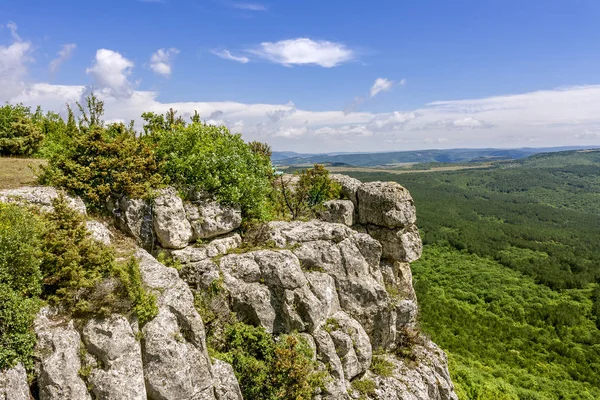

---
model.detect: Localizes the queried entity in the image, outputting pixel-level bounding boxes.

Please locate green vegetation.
[0,195,157,371]
[0,203,44,371]
[274,163,341,219]
[210,322,326,400]
[0,103,44,156]
[343,149,600,399]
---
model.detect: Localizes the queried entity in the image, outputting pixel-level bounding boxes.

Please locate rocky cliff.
[0,176,457,400]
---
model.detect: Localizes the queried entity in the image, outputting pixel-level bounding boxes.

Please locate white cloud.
[49,43,76,74]
[149,48,179,77]
[86,49,134,98]
[370,78,394,97]
[212,49,249,64]
[250,38,354,67]
[0,22,33,98]
[231,3,267,11]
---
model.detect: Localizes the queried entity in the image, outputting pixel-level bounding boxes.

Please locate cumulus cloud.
[49,43,76,75]
[86,49,134,98]
[250,38,354,67]
[0,22,33,99]
[212,49,249,64]
[370,78,394,97]
[149,48,179,77]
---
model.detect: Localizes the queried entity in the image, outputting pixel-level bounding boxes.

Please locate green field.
[342,149,600,399]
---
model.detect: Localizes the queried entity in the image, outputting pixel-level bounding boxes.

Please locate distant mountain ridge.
[272,146,600,167]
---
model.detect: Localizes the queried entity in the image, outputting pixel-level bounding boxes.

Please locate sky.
[1,0,600,153]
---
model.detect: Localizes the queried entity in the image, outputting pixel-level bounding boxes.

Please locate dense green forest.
[344,149,600,399]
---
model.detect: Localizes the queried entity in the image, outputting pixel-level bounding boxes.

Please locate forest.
[343,150,600,399]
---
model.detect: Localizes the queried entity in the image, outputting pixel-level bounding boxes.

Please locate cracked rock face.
[152,187,194,249]
[0,186,86,215]
[318,200,355,226]
[0,364,29,400]
[357,182,417,229]
[185,200,242,241]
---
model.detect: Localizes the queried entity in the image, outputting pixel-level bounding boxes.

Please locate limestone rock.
[111,197,154,249]
[267,220,354,247]
[136,249,215,400]
[82,315,146,400]
[357,182,416,228]
[318,200,354,226]
[34,308,91,400]
[330,174,362,206]
[0,186,86,214]
[153,187,193,249]
[211,359,243,400]
[326,311,372,381]
[366,225,423,262]
[0,363,30,400]
[185,200,242,240]
[359,340,458,400]
[85,221,112,246]
[171,234,242,265]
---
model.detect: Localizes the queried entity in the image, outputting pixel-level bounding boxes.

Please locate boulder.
[357,182,416,228]
[326,311,372,381]
[318,200,354,226]
[136,249,215,400]
[330,174,362,206]
[0,186,86,214]
[82,315,146,400]
[185,200,242,240]
[366,225,423,262]
[111,197,154,250]
[85,221,112,246]
[0,363,30,400]
[34,308,91,400]
[152,187,193,249]
[211,359,243,400]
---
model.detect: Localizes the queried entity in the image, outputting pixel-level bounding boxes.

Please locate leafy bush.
[274,164,341,219]
[36,108,77,159]
[115,257,158,326]
[0,103,44,156]
[0,204,44,370]
[151,121,274,219]
[39,97,163,209]
[211,322,325,399]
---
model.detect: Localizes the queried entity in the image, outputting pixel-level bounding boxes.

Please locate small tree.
[0,103,44,156]
[276,164,341,220]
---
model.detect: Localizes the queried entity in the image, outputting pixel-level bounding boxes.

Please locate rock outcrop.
[0,186,86,214]
[0,177,455,400]
[108,187,242,251]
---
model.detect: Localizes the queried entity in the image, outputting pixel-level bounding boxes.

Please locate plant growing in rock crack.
[370,355,395,378]
[351,378,376,399]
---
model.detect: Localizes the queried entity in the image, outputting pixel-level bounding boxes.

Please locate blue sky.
[1,0,600,152]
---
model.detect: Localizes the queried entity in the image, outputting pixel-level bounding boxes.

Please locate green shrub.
[0,103,44,156]
[274,164,341,219]
[115,257,158,326]
[39,99,163,209]
[351,378,376,397]
[370,355,395,377]
[39,194,115,310]
[36,108,77,159]
[0,204,44,370]
[211,322,325,399]
[151,121,273,219]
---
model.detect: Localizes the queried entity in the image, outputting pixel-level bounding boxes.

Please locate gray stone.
[185,200,242,240]
[366,225,423,262]
[318,200,354,226]
[153,187,193,249]
[169,234,242,265]
[357,181,416,228]
[82,315,146,400]
[360,340,458,400]
[254,250,307,290]
[112,197,154,249]
[0,363,30,400]
[136,250,215,400]
[0,186,86,214]
[326,311,372,381]
[330,174,362,206]
[34,308,92,400]
[85,221,112,246]
[267,220,354,247]
[212,359,243,400]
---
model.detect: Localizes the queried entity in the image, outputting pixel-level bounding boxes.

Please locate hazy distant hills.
[272,146,599,167]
